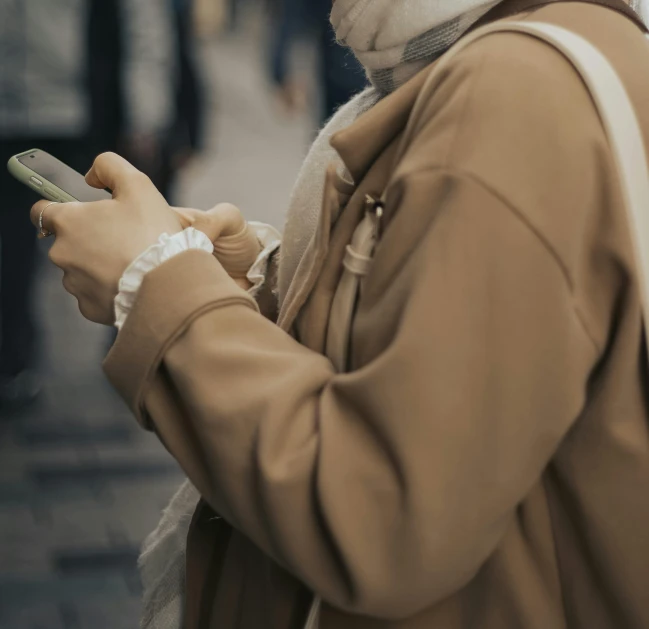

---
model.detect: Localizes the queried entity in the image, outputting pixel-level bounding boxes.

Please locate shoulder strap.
[516,22,649,361]
[312,21,649,625]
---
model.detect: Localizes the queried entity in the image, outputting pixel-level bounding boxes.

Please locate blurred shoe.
[0,369,41,412]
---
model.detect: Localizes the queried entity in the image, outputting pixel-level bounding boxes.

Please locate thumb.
[85,152,138,194]
[190,203,247,242]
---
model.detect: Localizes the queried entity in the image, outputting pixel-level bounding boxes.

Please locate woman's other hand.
[30,153,183,325]
[172,204,262,290]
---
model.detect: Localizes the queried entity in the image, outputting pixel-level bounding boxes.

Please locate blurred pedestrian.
[90,0,205,204]
[158,0,207,202]
[269,0,367,126]
[88,0,178,196]
[0,0,174,409]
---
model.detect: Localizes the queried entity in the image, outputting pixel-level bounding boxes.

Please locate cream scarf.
[142,2,504,628]
[330,0,501,94]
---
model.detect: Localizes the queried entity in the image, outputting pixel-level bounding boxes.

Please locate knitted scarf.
[142,3,503,628]
[330,0,501,93]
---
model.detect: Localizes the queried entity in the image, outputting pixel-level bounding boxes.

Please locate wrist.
[114,227,214,329]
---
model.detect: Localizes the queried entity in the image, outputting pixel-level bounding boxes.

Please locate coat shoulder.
[393,7,649,351]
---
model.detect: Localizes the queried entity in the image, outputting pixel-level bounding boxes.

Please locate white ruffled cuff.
[247,222,281,298]
[114,227,214,330]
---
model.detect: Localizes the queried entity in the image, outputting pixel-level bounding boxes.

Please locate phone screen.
[19,150,111,202]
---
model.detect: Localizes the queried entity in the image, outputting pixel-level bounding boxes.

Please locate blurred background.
[0,0,366,627]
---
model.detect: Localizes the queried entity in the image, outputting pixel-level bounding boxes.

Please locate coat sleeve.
[104,167,599,619]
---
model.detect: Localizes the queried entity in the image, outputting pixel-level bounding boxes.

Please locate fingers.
[170,204,260,278]
[85,152,144,195]
[169,204,246,241]
[30,200,65,236]
[192,203,246,241]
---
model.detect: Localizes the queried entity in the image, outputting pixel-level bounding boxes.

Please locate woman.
[30,0,649,628]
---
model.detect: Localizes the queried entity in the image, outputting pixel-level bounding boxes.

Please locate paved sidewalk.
[0,20,311,629]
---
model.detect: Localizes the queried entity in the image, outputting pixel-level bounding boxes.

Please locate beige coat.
[105,1,649,627]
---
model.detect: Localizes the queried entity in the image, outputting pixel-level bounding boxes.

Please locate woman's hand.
[30,153,183,325]
[172,204,262,289]
[172,203,246,240]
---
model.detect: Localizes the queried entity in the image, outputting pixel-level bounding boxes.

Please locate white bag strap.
[311,20,649,628]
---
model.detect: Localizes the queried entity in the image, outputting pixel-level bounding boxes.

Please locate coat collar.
[330,0,646,184]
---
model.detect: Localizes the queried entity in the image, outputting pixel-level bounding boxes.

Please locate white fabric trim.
[247,221,282,298]
[114,222,282,330]
[114,227,214,330]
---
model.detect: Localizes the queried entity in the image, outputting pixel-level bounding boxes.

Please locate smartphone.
[7,149,111,203]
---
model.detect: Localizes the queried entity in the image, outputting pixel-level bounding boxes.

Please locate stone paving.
[0,16,311,629]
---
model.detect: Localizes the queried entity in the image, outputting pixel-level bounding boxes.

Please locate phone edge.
[7,151,79,204]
